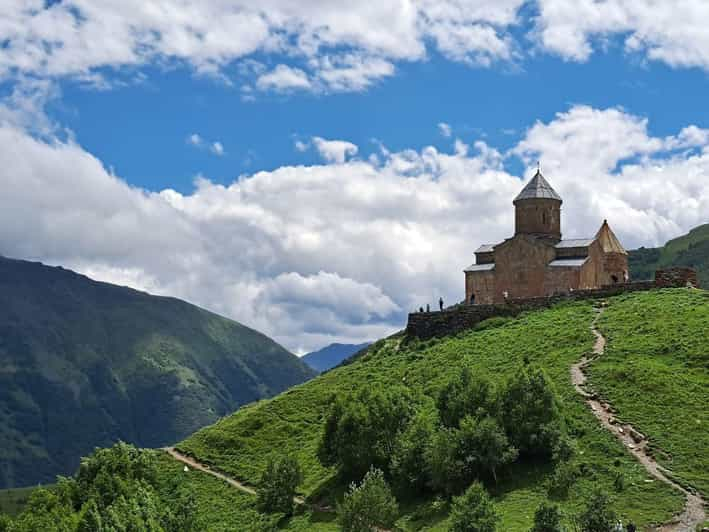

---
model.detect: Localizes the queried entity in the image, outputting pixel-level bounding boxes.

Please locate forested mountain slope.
[0,256,315,488]
[629,223,709,286]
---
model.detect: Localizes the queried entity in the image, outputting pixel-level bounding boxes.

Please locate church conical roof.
[514,170,562,203]
[595,219,627,254]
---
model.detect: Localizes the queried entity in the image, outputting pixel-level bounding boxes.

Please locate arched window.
[542,211,547,225]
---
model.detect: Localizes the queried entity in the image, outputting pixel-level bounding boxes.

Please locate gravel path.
[571,306,706,532]
[163,447,258,496]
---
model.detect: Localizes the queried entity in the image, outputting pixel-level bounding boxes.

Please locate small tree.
[547,461,576,498]
[501,366,562,458]
[457,416,518,484]
[257,456,302,516]
[578,491,617,532]
[437,368,497,429]
[338,468,398,532]
[530,502,564,532]
[449,482,498,532]
[319,386,415,480]
[426,427,466,495]
[391,408,436,492]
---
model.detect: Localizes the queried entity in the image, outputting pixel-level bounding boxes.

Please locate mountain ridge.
[301,342,372,372]
[629,223,709,285]
[0,255,316,488]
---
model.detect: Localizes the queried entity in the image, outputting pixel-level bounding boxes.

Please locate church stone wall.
[579,257,598,289]
[514,198,561,238]
[466,270,496,305]
[543,266,581,295]
[493,235,557,302]
[603,252,629,284]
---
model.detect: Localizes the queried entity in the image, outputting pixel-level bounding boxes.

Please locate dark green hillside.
[0,487,36,517]
[174,289,708,530]
[0,256,315,489]
[629,223,709,286]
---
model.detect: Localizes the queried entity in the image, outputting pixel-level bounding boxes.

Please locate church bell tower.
[513,169,562,240]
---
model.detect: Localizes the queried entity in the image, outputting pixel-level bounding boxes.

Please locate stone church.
[465,170,628,304]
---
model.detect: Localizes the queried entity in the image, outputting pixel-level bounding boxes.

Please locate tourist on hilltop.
[419,306,424,313]
[439,297,444,311]
[626,523,636,532]
[426,304,430,312]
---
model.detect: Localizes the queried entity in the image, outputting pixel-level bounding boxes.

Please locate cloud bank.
[1,104,707,352]
[4,1,709,95]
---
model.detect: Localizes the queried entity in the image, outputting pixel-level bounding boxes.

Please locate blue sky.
[2,0,709,352]
[49,48,709,194]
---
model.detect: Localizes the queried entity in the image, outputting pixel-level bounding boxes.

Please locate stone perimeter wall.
[406,267,698,340]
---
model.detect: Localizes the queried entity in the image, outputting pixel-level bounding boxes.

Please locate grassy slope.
[155,453,338,532]
[178,293,702,531]
[629,223,709,286]
[0,256,315,489]
[592,289,709,495]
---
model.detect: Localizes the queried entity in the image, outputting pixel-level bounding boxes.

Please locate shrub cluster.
[256,456,302,516]
[319,365,568,497]
[2,442,197,532]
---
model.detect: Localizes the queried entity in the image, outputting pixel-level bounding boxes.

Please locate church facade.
[465,170,628,305]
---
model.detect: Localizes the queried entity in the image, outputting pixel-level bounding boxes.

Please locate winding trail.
[164,447,257,496]
[163,447,307,506]
[571,306,706,532]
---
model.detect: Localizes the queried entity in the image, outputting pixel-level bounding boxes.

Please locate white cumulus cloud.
[311,137,359,164]
[256,65,312,92]
[0,0,527,94]
[1,105,708,352]
[535,0,709,69]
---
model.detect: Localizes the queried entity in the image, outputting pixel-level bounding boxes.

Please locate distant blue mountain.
[301,342,372,372]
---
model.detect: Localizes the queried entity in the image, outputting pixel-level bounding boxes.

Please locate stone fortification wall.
[655,267,699,288]
[406,268,696,340]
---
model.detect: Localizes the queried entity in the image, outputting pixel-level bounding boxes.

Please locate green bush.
[530,502,564,532]
[390,408,437,493]
[500,366,563,458]
[548,461,576,498]
[578,491,617,532]
[319,386,415,480]
[437,368,498,429]
[2,443,200,532]
[337,468,398,532]
[457,415,517,484]
[449,482,498,532]
[426,427,465,495]
[256,456,302,516]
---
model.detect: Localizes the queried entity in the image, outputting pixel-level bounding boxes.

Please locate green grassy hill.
[165,288,708,531]
[629,223,709,286]
[0,256,315,489]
